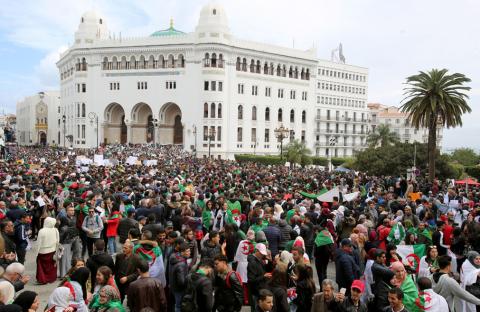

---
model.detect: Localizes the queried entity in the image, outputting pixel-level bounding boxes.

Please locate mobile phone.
[340,288,346,295]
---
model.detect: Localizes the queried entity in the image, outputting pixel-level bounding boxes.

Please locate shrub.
[310,157,328,166]
[234,154,286,165]
[465,166,480,180]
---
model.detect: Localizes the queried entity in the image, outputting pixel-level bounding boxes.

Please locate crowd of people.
[0,144,479,312]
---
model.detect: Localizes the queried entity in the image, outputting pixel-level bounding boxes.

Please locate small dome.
[196,2,229,34]
[75,10,108,43]
[151,19,185,37]
[80,10,104,25]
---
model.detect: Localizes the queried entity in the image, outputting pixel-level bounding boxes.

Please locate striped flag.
[314,229,334,247]
[396,244,426,274]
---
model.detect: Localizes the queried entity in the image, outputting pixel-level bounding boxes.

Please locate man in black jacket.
[86,239,114,292]
[247,243,273,312]
[371,249,394,310]
[190,260,214,312]
[169,242,190,312]
[117,208,138,244]
[214,254,244,312]
[201,230,222,261]
[114,240,141,302]
[335,238,359,295]
[263,218,281,258]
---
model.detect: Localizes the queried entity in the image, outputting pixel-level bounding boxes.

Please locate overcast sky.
[0,0,478,151]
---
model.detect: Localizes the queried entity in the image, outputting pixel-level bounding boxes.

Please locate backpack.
[181,274,198,312]
[225,270,242,288]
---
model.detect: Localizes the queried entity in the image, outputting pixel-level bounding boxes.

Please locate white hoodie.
[34,217,59,256]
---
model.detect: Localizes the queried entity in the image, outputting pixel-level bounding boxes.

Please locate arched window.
[289,66,293,78]
[211,103,216,118]
[282,65,287,77]
[218,103,222,118]
[301,68,306,80]
[242,58,247,71]
[81,57,87,71]
[294,67,299,79]
[269,63,274,75]
[302,110,306,123]
[112,56,118,70]
[256,60,261,73]
[204,103,208,118]
[178,54,185,68]
[238,105,243,120]
[204,53,210,67]
[120,56,127,70]
[218,54,224,68]
[250,59,255,73]
[81,103,86,117]
[103,57,108,70]
[168,54,175,68]
[278,108,283,122]
[265,107,270,121]
[263,62,268,74]
[276,65,281,76]
[290,109,295,123]
[139,55,146,69]
[306,69,310,80]
[148,55,155,69]
[236,57,241,70]
[130,56,137,69]
[252,106,257,120]
[211,53,217,67]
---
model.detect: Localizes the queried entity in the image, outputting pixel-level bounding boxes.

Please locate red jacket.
[106,212,121,237]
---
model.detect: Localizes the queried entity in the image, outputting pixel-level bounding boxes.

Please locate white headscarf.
[47,287,72,311]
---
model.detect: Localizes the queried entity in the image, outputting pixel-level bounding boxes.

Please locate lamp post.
[62,115,66,148]
[192,124,197,157]
[274,124,289,159]
[254,137,259,155]
[151,118,159,147]
[328,137,337,171]
[88,112,99,150]
[207,127,216,159]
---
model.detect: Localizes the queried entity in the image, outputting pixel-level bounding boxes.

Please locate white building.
[55,3,368,158]
[16,91,60,146]
[368,103,443,149]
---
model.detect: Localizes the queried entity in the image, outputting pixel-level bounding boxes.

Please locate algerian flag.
[387,222,406,245]
[226,200,242,226]
[396,244,426,274]
[314,229,334,247]
[300,188,328,199]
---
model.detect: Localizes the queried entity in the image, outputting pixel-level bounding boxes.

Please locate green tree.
[401,69,471,182]
[285,140,312,167]
[450,148,479,166]
[366,124,399,147]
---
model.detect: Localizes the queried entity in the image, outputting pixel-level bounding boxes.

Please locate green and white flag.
[396,244,426,274]
[314,229,334,247]
[387,222,406,245]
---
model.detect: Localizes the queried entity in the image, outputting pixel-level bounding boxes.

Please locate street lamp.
[192,124,197,157]
[274,124,289,159]
[328,137,337,171]
[88,112,99,150]
[61,115,66,148]
[254,137,259,155]
[207,127,216,159]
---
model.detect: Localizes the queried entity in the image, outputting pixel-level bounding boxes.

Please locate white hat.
[256,243,268,256]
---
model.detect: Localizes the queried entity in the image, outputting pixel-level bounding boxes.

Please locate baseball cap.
[351,280,365,293]
[256,243,268,256]
[166,221,174,228]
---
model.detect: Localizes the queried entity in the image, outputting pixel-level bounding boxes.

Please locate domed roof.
[151,19,185,37]
[196,2,229,34]
[80,10,104,24]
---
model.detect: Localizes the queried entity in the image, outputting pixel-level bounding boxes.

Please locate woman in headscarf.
[89,285,125,312]
[418,245,439,278]
[89,266,119,309]
[0,281,15,305]
[46,287,75,312]
[12,291,39,312]
[390,261,419,312]
[60,266,90,312]
[461,251,480,312]
[33,216,59,284]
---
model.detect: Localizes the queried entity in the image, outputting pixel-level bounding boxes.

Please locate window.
[251,85,258,96]
[203,103,208,118]
[138,81,147,90]
[210,103,216,118]
[81,103,86,117]
[238,105,243,120]
[82,125,86,138]
[77,103,80,118]
[217,103,222,118]
[204,81,209,91]
[264,129,270,142]
[265,107,270,121]
[251,128,256,142]
[77,125,80,137]
[203,126,208,140]
[301,130,305,143]
[217,126,221,141]
[166,81,176,89]
[82,83,86,92]
[218,81,223,92]
[252,106,257,120]
[278,109,283,122]
[302,110,306,123]
[211,81,216,91]
[302,91,308,101]
[290,109,295,123]
[278,88,284,98]
[265,87,271,97]
[238,83,244,94]
[290,90,296,99]
[237,127,243,142]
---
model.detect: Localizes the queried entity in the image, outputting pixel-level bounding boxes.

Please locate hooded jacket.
[278,220,292,249]
[432,272,480,312]
[168,253,189,292]
[335,248,359,289]
[33,217,59,256]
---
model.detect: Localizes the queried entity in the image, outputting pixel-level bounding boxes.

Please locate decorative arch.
[210,103,216,118]
[159,102,183,144]
[103,103,127,144]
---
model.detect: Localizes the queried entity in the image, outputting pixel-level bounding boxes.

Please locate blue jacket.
[263,224,281,257]
[335,248,360,289]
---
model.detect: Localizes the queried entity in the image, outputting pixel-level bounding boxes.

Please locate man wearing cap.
[337,279,368,312]
[247,243,272,312]
[335,238,360,295]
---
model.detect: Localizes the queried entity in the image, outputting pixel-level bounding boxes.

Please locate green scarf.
[89,297,125,312]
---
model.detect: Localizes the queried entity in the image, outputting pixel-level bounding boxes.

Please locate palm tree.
[285,139,312,167]
[367,124,399,147]
[401,69,471,182]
